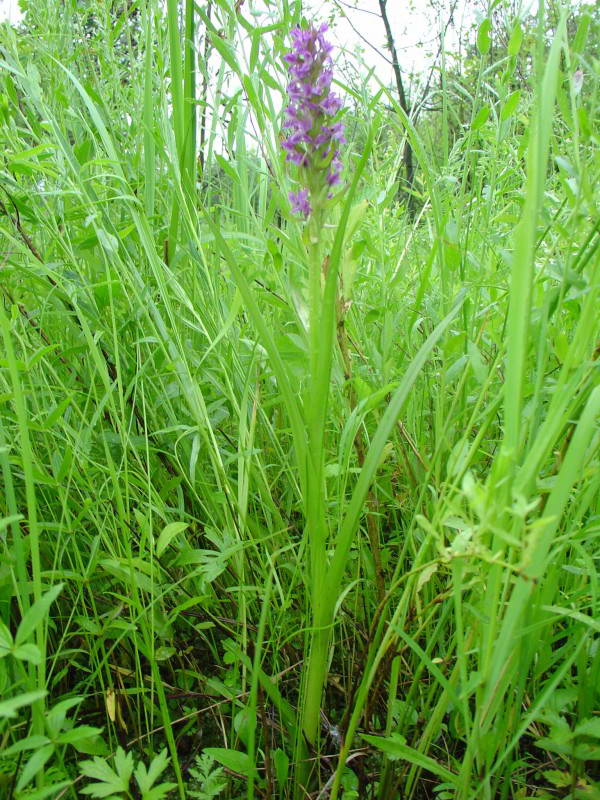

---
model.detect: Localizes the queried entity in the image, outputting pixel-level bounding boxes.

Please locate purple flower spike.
[282,23,345,218]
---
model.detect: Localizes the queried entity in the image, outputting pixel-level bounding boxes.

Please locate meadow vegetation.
[0,1,599,798]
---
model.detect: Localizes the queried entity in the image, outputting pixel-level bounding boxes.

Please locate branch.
[415,0,460,119]
[330,0,393,65]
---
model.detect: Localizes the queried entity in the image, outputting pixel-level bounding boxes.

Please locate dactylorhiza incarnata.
[282,24,346,219]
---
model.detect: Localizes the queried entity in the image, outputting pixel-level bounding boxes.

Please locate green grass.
[0,1,599,798]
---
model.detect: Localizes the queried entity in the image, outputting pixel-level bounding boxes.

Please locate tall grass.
[0,1,598,798]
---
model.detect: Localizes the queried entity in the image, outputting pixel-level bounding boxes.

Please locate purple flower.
[282,24,345,218]
[289,188,311,218]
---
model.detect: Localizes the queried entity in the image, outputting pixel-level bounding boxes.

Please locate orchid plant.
[279,24,353,791]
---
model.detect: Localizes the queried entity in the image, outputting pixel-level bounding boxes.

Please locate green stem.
[295,213,333,792]
[0,305,45,745]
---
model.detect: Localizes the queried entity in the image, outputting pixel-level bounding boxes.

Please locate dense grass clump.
[0,1,599,798]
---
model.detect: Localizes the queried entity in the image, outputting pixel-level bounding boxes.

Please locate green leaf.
[260,70,280,92]
[134,748,170,794]
[249,30,260,73]
[340,200,369,298]
[209,33,239,74]
[16,745,55,792]
[156,522,188,557]
[114,747,135,783]
[16,583,63,646]
[187,753,226,798]
[477,19,491,55]
[46,696,83,737]
[471,105,490,131]
[58,726,104,746]
[0,620,14,654]
[97,229,119,254]
[0,514,23,534]
[361,734,457,784]
[4,735,51,755]
[416,562,438,593]
[573,743,600,760]
[273,748,289,787]
[26,344,60,371]
[203,748,256,777]
[15,782,71,800]
[508,22,523,56]
[44,395,73,430]
[500,90,521,122]
[214,154,239,184]
[467,340,487,383]
[0,690,47,719]
[141,785,178,800]
[80,749,133,797]
[12,643,42,664]
[99,559,154,592]
[542,770,571,788]
[536,737,571,757]
[575,718,600,739]
[72,733,109,757]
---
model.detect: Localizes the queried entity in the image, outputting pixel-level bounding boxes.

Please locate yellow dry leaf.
[105,688,116,723]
